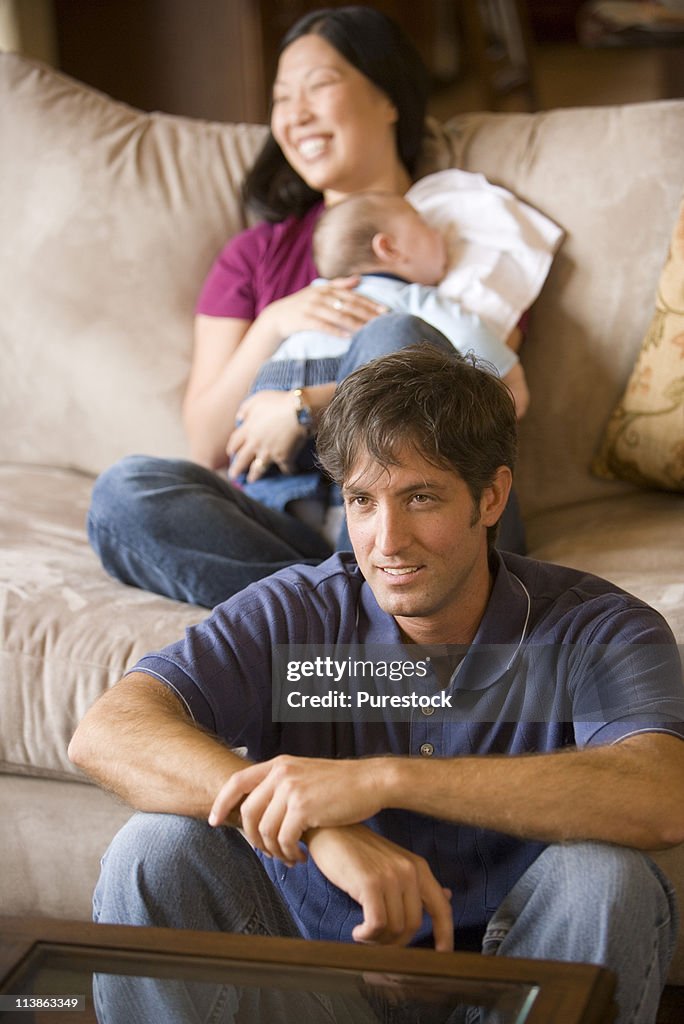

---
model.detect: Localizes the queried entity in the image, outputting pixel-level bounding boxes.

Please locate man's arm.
[69,673,454,950]
[387,732,684,847]
[210,733,684,863]
[68,673,249,822]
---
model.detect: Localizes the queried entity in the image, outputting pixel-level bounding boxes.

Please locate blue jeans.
[88,315,525,608]
[93,814,678,1024]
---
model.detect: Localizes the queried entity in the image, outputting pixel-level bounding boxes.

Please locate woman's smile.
[295,136,330,162]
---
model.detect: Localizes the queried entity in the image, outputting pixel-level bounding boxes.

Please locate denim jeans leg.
[88,455,332,608]
[338,313,453,379]
[92,813,380,1024]
[478,842,678,1024]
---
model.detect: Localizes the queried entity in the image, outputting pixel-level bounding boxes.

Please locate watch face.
[294,390,314,431]
[297,406,314,429]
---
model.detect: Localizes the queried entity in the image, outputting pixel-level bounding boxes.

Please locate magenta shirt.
[196,203,324,320]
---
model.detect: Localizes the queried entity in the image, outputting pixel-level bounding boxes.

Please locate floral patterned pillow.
[592,195,684,491]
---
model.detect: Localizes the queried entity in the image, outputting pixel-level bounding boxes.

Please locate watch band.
[292,388,315,435]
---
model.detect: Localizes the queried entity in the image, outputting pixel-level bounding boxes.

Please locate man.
[70,344,684,1024]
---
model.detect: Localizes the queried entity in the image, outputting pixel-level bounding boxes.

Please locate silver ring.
[253,456,266,471]
[332,298,344,312]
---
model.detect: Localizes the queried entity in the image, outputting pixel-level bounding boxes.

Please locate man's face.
[343,445,503,645]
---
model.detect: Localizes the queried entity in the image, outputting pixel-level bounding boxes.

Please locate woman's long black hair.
[243,6,430,222]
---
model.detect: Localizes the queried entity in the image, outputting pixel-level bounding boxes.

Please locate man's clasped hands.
[209,755,455,951]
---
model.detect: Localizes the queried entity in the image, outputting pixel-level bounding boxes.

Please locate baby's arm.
[409,288,529,418]
[505,324,523,352]
[502,362,529,420]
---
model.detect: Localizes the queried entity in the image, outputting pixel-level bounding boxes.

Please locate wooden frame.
[0,916,616,1023]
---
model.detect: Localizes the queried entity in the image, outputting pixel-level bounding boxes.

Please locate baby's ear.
[371,231,399,264]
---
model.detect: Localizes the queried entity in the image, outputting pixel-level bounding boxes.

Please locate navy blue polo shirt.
[133,551,684,951]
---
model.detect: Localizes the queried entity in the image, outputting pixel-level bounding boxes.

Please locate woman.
[89,6,523,609]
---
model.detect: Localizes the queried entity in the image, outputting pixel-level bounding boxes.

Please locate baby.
[255,191,529,418]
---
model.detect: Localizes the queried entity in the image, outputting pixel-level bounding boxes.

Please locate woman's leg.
[88,456,332,608]
[338,312,453,378]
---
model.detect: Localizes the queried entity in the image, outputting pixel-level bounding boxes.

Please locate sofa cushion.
[0,776,133,919]
[527,491,684,642]
[0,465,206,781]
[0,53,268,474]
[592,193,684,491]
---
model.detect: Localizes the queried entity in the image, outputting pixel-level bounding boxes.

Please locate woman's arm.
[183,314,283,470]
[184,282,385,470]
[227,382,336,481]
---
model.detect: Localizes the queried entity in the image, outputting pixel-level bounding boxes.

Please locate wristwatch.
[292,388,315,435]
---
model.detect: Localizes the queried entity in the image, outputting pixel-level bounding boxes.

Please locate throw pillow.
[592,194,684,491]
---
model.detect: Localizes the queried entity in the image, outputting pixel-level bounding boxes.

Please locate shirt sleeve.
[567,605,684,748]
[127,589,283,761]
[195,225,264,320]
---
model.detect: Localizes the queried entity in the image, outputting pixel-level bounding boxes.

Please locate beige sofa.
[1,51,683,979]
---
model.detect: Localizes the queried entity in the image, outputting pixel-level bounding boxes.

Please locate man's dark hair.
[243,6,430,222]
[316,345,518,548]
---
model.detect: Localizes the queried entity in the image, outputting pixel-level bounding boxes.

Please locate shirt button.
[419,742,434,757]
[421,704,435,717]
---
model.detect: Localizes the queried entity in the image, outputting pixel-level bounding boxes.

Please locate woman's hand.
[184,282,385,470]
[264,277,388,338]
[227,390,307,482]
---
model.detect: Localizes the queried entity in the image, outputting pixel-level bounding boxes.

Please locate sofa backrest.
[443,106,684,516]
[0,52,267,471]
[1,51,683,517]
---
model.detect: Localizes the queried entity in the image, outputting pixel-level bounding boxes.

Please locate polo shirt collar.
[357,551,531,691]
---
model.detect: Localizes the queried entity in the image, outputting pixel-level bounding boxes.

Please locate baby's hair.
[313,192,403,279]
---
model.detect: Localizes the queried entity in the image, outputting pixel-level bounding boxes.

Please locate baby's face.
[388,199,448,286]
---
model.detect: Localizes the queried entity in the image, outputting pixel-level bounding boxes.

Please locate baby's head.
[313,192,448,287]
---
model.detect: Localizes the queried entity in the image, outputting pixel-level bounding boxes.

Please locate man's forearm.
[68,673,250,821]
[379,734,684,851]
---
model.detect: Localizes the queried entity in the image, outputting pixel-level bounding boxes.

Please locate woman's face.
[271,34,406,203]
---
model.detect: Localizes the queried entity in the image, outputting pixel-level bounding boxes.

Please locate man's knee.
[527,841,677,942]
[95,813,301,940]
[95,814,196,919]
[485,841,677,965]
[540,841,666,898]
[95,813,249,924]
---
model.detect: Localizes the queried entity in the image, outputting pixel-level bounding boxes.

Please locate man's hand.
[307,824,454,951]
[208,755,386,864]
